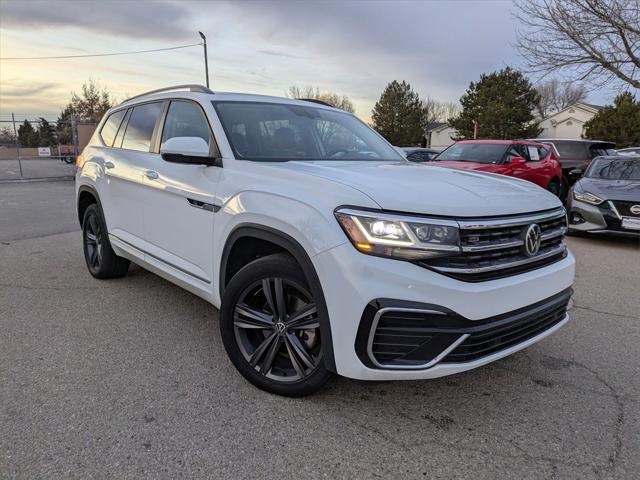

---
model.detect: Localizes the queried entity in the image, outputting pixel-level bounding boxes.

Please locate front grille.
[442,293,569,363]
[610,200,640,217]
[419,208,567,282]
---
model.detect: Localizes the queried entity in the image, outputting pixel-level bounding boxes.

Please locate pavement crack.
[572,303,639,321]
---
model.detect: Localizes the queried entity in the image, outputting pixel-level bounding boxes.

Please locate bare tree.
[535,78,589,116]
[422,97,460,125]
[514,0,640,90]
[286,85,355,113]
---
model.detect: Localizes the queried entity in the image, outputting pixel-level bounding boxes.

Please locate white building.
[424,122,457,149]
[536,103,602,139]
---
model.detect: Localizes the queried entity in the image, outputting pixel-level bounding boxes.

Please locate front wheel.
[220,253,332,396]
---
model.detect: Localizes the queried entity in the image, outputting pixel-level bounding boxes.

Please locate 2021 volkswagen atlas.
[76,85,575,396]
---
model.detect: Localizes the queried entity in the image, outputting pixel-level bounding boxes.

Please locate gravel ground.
[1,182,639,479]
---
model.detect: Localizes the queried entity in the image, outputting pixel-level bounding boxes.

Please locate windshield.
[437,143,507,164]
[586,157,640,180]
[213,101,404,162]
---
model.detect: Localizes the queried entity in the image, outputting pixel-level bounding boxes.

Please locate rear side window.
[554,142,586,158]
[589,145,617,158]
[121,102,163,152]
[99,110,126,147]
[161,101,211,148]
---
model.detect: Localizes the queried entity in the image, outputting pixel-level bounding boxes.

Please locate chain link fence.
[0,113,97,181]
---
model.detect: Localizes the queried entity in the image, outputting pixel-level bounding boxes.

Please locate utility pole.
[198,31,210,88]
[11,113,23,178]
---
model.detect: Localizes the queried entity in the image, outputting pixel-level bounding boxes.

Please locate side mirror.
[509,156,526,165]
[160,136,219,166]
[569,168,584,179]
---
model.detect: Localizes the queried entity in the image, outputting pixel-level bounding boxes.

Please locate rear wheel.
[82,204,130,279]
[220,253,331,396]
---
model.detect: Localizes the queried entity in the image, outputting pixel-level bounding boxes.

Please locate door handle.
[104,161,115,169]
[145,170,159,180]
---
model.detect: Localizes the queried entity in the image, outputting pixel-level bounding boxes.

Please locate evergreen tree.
[371,80,426,146]
[450,67,542,139]
[583,93,640,148]
[37,118,57,147]
[18,120,39,148]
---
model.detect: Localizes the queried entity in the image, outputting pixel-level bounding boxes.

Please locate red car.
[431,140,563,196]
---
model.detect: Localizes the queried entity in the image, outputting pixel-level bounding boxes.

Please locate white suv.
[76,85,575,396]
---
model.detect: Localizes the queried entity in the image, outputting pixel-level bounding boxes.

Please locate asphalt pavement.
[1,181,639,479]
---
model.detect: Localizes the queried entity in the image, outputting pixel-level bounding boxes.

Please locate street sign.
[38,147,52,157]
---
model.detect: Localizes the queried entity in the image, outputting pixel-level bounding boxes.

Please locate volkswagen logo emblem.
[524,224,542,257]
[275,321,286,334]
[630,205,640,215]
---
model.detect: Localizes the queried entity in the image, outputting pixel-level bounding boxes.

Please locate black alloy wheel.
[82,204,130,279]
[220,253,331,396]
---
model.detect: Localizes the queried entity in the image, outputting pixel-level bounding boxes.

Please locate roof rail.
[299,98,334,108]
[121,84,214,105]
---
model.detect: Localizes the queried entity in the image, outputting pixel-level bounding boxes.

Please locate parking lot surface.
[1,182,639,479]
[0,159,76,182]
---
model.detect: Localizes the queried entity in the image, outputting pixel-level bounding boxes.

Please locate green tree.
[18,120,39,148]
[583,93,640,148]
[37,118,57,147]
[450,67,542,139]
[371,80,426,146]
[56,79,114,144]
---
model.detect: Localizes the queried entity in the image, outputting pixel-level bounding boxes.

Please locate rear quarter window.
[99,110,126,147]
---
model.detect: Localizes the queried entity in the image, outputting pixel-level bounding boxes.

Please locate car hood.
[577,177,640,202]
[276,160,560,217]
[429,160,500,172]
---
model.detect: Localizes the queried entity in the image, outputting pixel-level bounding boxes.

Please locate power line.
[0,42,203,60]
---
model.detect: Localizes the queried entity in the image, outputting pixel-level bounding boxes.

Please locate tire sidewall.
[220,254,332,397]
[82,204,103,277]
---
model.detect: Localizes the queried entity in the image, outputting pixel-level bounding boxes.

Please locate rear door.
[98,102,164,249]
[140,99,222,285]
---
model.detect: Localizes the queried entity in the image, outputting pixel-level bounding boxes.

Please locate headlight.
[573,189,604,205]
[334,208,460,260]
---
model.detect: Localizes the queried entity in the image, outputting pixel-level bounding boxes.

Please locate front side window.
[438,143,508,164]
[161,101,212,149]
[121,102,163,152]
[99,110,126,147]
[213,101,404,162]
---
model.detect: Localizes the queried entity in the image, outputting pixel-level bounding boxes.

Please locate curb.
[0,176,75,184]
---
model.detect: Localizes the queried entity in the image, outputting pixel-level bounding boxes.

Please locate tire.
[82,203,130,279]
[547,178,561,197]
[220,253,332,396]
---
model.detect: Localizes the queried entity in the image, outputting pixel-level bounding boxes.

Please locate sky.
[0,0,613,124]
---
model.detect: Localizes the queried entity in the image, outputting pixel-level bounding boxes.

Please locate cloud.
[0,80,61,97]
[1,0,194,40]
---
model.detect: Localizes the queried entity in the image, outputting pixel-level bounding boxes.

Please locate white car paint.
[76,89,575,381]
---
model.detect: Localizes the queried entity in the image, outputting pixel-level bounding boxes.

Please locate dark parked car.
[532,139,617,196]
[567,155,640,237]
[402,147,440,162]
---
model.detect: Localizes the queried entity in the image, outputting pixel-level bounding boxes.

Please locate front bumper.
[313,242,575,380]
[568,197,640,237]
